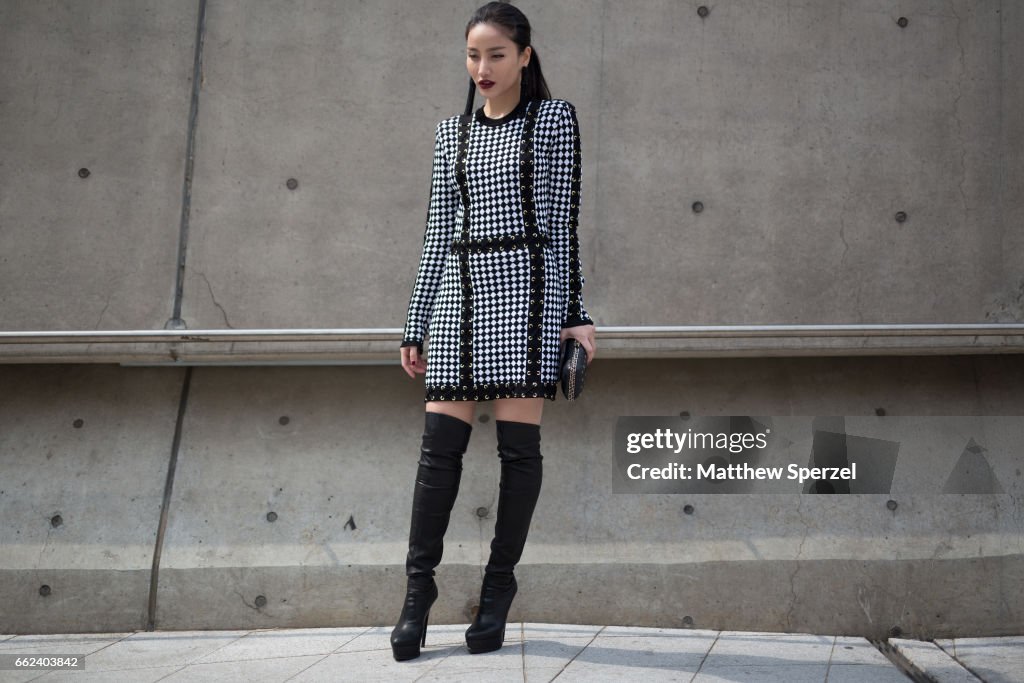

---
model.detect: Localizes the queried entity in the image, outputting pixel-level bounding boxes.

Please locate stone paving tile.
[516,667,570,683]
[554,660,700,682]
[594,626,719,658]
[544,634,712,679]
[891,638,978,683]
[823,663,913,682]
[702,631,835,667]
[153,654,325,682]
[334,624,513,656]
[522,634,597,674]
[189,626,369,663]
[416,671,528,683]
[0,633,133,655]
[691,663,830,682]
[288,646,456,683]
[521,622,604,639]
[423,640,524,673]
[538,630,707,679]
[0,667,46,683]
[935,636,1024,683]
[829,636,896,666]
[27,665,183,682]
[60,630,251,673]
[600,625,718,638]
[0,631,249,683]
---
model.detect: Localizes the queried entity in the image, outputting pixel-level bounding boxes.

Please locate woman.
[392,2,597,661]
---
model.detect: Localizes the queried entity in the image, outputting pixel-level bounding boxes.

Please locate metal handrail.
[1,323,1023,344]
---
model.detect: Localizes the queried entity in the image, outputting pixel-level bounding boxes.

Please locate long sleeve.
[400,121,460,354]
[547,101,594,329]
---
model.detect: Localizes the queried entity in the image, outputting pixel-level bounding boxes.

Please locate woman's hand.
[560,324,596,364]
[401,345,427,378]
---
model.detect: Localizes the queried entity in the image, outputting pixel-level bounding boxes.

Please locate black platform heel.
[391,576,437,661]
[465,573,518,653]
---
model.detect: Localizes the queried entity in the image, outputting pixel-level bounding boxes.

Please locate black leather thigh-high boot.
[465,419,543,654]
[391,411,473,661]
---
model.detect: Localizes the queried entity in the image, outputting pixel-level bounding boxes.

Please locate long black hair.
[463,2,552,116]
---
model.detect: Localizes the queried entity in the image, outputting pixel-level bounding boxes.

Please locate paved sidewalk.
[1,625,1020,682]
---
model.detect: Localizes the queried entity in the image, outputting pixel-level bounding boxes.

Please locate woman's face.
[466,22,530,102]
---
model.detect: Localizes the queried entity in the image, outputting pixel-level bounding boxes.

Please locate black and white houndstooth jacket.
[400,97,594,402]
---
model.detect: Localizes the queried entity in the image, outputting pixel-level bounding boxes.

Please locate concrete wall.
[1,1,1022,636]
[0,0,1020,335]
[1,358,1022,637]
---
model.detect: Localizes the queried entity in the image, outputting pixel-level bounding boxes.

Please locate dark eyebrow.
[466,46,507,52]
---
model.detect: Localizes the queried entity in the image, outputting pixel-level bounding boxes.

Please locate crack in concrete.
[785,495,810,631]
[234,588,258,611]
[194,268,233,328]
[93,295,112,329]
[830,1,863,323]
[37,520,54,573]
[948,0,969,224]
[836,136,861,323]
[856,584,874,626]
[94,259,144,328]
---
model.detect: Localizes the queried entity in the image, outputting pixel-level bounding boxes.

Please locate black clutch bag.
[560,338,588,401]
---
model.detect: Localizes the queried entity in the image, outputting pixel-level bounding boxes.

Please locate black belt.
[450,233,550,254]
